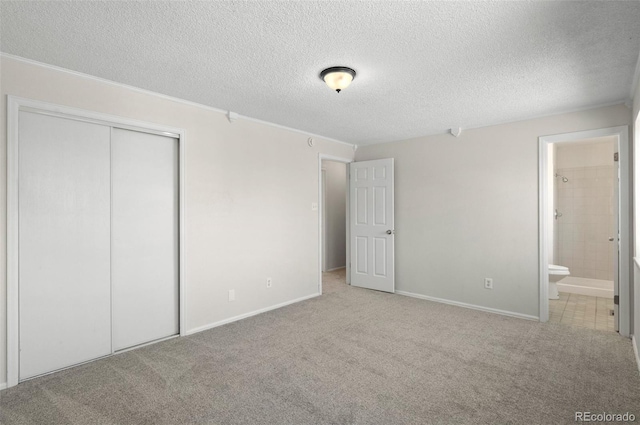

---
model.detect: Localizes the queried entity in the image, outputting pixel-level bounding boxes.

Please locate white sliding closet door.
[19,112,112,380]
[111,128,179,351]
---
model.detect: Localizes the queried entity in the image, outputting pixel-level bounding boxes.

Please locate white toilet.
[548,264,570,300]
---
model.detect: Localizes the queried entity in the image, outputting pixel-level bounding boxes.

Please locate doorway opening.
[539,126,630,336]
[549,136,618,331]
[318,155,352,295]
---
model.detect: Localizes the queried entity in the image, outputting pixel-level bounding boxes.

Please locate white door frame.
[318,154,353,294]
[6,96,187,388]
[321,169,327,272]
[538,126,630,337]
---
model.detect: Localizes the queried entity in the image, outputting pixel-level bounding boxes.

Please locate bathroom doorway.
[551,137,617,331]
[318,155,352,294]
[539,126,630,336]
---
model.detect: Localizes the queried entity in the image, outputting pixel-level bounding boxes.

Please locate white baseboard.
[186,292,321,336]
[396,290,539,321]
[326,266,346,272]
[633,335,640,374]
[0,382,7,391]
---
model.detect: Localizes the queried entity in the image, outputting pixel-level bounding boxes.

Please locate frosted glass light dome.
[320,67,356,93]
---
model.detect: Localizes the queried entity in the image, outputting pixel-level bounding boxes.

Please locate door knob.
[608,237,615,241]
[386,230,395,235]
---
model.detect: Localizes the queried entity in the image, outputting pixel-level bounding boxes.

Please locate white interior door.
[19,112,112,380]
[350,159,394,292]
[111,128,179,351]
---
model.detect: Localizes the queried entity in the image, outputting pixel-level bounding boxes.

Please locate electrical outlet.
[484,278,493,290]
[311,203,318,211]
[267,278,272,288]
[228,289,235,301]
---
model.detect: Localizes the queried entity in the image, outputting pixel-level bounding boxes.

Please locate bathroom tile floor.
[549,292,615,332]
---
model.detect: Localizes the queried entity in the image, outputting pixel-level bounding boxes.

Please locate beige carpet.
[2,268,639,424]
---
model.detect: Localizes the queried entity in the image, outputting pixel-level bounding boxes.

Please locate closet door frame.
[7,96,187,388]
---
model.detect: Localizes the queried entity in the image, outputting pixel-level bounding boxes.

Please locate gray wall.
[355,104,632,318]
[323,161,347,271]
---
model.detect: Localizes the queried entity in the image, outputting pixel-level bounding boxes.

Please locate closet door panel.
[111,128,179,351]
[19,112,112,380]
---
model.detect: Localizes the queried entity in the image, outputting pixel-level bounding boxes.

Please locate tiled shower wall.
[555,142,615,281]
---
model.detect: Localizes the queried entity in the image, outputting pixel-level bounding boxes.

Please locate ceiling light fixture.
[320,66,356,93]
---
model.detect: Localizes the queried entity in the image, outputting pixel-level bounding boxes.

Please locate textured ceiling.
[1,1,640,145]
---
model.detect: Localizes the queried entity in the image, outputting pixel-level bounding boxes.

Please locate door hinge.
[614,295,619,305]
[614,152,619,162]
